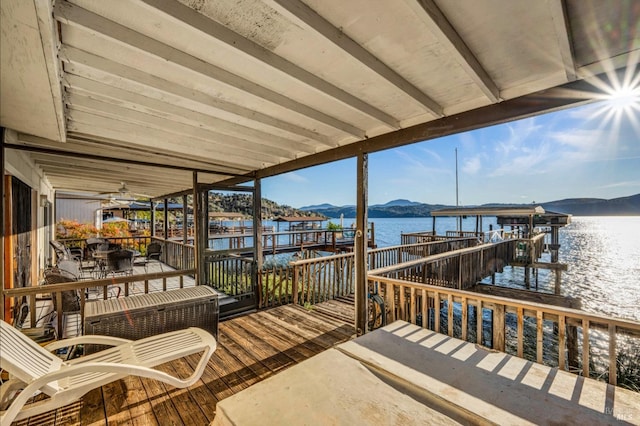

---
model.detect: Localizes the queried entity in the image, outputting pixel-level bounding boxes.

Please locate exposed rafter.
[67,110,273,168]
[266,0,444,117]
[18,133,249,175]
[55,0,366,137]
[63,74,315,154]
[66,93,296,160]
[139,0,400,130]
[405,0,501,103]
[60,46,337,145]
[548,0,577,82]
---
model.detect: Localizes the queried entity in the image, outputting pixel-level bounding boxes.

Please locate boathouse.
[2,1,639,424]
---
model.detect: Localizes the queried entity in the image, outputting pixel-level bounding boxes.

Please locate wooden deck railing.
[201,254,254,299]
[206,225,374,253]
[258,238,480,308]
[371,239,520,290]
[58,236,153,255]
[369,237,479,270]
[163,238,195,270]
[3,269,195,335]
[367,274,640,387]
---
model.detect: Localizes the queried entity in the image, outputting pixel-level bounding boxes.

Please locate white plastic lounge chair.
[0,321,216,424]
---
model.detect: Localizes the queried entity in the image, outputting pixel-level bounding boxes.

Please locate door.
[198,186,259,318]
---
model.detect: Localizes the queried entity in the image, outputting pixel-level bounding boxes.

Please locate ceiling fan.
[90,182,141,206]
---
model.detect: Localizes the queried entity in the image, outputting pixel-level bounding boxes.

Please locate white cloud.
[597,181,640,189]
[394,150,449,174]
[283,172,308,183]
[550,128,603,149]
[462,156,481,174]
[418,147,444,163]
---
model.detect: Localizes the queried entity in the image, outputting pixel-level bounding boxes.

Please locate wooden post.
[567,323,579,370]
[492,305,505,351]
[582,319,590,378]
[608,324,617,385]
[253,178,263,310]
[150,200,156,238]
[192,172,202,285]
[461,297,468,341]
[355,153,368,335]
[434,292,440,333]
[0,128,5,322]
[292,265,299,305]
[558,315,566,370]
[476,301,483,345]
[182,194,188,268]
[163,197,169,240]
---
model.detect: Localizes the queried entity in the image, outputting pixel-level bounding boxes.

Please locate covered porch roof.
[2,0,637,198]
[431,206,547,217]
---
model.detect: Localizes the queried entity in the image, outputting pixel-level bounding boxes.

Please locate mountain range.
[299,193,640,218]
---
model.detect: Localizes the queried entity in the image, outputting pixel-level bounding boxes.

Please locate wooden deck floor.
[14,299,355,425]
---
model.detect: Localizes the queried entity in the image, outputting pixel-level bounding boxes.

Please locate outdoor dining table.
[92,249,140,278]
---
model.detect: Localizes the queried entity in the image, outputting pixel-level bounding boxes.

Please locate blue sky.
[262,98,640,208]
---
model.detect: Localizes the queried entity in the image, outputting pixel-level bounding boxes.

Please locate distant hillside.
[371,199,423,208]
[541,194,640,216]
[209,193,324,219]
[304,202,449,218]
[300,194,640,218]
[299,203,339,211]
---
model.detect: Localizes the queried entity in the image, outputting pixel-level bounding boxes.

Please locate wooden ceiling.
[1,0,638,198]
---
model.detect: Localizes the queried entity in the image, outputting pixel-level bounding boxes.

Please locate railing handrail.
[4,269,196,297]
[369,237,477,254]
[370,239,515,275]
[368,274,640,331]
[286,237,480,268]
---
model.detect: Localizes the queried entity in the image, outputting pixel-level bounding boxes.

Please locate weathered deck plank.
[14,298,355,425]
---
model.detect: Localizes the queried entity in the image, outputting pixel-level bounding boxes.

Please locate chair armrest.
[44,335,131,352]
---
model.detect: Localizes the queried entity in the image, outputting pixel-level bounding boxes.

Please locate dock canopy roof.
[273,217,326,223]
[209,212,248,220]
[2,0,637,199]
[431,206,546,217]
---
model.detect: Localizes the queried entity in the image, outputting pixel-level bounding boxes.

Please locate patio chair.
[0,321,217,424]
[85,237,108,268]
[43,268,81,313]
[105,249,134,276]
[50,240,83,263]
[43,268,82,339]
[136,242,163,272]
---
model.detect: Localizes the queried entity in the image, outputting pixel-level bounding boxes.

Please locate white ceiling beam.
[66,93,297,160]
[266,0,443,117]
[45,175,185,194]
[139,0,400,130]
[54,1,366,138]
[548,0,577,82]
[33,166,176,189]
[404,0,501,103]
[17,132,248,173]
[66,111,271,168]
[60,46,336,146]
[34,0,67,141]
[64,74,316,154]
[30,155,186,179]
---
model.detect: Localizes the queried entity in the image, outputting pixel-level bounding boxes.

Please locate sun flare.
[605,84,640,113]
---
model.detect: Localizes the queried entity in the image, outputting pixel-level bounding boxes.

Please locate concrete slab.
[339,322,640,425]
[213,348,462,426]
[213,321,640,425]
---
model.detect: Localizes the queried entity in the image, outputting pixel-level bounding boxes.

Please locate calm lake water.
[334,216,640,322]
